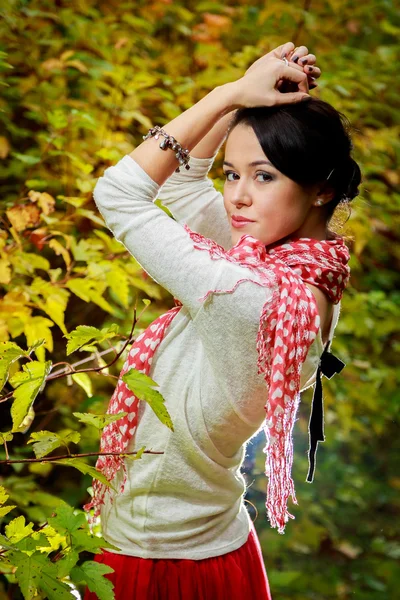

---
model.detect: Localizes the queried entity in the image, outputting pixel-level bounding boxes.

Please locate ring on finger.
[282,57,289,67]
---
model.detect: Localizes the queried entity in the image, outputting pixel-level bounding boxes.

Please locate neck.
[269,223,338,250]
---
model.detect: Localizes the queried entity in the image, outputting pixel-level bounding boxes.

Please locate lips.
[231,215,254,223]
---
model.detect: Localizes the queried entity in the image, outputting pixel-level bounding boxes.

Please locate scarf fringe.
[263,391,301,534]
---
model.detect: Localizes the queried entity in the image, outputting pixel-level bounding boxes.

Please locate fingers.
[272,41,295,59]
[288,45,309,63]
[289,50,319,74]
[279,63,308,85]
[303,64,321,79]
[299,53,317,65]
[274,90,311,105]
[287,47,320,91]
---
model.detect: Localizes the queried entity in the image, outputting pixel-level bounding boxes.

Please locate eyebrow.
[223,160,273,168]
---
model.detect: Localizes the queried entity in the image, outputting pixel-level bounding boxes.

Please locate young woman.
[83,42,361,599]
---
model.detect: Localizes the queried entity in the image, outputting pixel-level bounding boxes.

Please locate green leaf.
[64,324,119,356]
[26,339,46,356]
[72,411,127,430]
[71,372,93,397]
[122,369,174,431]
[71,530,121,553]
[0,341,29,390]
[11,152,41,165]
[14,533,49,553]
[27,429,80,458]
[0,485,9,505]
[124,445,146,463]
[51,459,116,490]
[0,532,17,552]
[0,431,13,443]
[56,550,80,579]
[27,430,62,458]
[70,561,115,600]
[5,516,34,543]
[58,429,81,448]
[47,504,86,534]
[0,485,16,517]
[76,208,108,227]
[9,550,75,600]
[0,504,16,517]
[47,109,68,129]
[9,360,52,431]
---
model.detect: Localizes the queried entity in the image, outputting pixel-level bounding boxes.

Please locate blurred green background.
[0,0,399,598]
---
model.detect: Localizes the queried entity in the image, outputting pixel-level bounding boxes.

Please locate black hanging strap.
[306,342,346,483]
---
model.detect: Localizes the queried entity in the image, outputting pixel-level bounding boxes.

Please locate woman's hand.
[231,41,310,108]
[283,43,320,91]
[245,42,321,93]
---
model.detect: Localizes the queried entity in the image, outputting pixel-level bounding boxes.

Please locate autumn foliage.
[0,0,399,598]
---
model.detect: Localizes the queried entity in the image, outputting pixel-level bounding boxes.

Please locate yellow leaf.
[5,515,34,543]
[60,50,75,61]
[6,204,41,232]
[24,316,54,357]
[0,257,11,284]
[0,136,10,159]
[71,372,93,397]
[65,59,88,73]
[106,264,129,308]
[48,238,71,269]
[28,190,56,215]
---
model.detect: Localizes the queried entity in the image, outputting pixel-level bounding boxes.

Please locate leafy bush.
[1,0,399,598]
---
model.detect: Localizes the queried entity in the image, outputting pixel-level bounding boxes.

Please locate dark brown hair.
[227,98,361,224]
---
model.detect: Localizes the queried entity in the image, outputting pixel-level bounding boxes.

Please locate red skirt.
[83,520,272,599]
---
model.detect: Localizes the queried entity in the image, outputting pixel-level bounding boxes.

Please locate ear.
[313,185,335,207]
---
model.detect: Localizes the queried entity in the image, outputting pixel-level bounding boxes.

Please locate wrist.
[214,82,243,114]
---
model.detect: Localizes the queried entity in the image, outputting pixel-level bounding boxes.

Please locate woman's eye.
[223,171,272,182]
[256,172,272,182]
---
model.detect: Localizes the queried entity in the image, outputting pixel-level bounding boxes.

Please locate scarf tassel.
[263,390,301,534]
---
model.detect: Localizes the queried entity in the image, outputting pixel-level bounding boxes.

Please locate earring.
[316,199,324,206]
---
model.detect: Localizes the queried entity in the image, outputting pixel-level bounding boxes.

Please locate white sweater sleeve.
[156,154,232,250]
[92,155,263,320]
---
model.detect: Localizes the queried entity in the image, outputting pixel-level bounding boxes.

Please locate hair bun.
[340,158,362,203]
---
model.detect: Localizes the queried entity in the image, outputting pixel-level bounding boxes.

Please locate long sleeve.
[156,154,232,250]
[92,155,268,322]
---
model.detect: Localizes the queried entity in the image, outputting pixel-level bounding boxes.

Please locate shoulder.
[305,284,334,346]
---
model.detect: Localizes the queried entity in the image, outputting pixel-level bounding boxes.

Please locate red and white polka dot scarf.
[84,225,350,534]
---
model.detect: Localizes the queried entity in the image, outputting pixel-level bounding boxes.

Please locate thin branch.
[47,300,139,382]
[4,440,9,461]
[293,0,312,46]
[0,343,128,405]
[0,302,141,405]
[0,449,164,465]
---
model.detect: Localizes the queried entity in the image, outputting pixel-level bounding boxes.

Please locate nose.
[230,182,252,209]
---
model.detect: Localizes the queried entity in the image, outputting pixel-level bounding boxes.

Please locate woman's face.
[223,123,327,248]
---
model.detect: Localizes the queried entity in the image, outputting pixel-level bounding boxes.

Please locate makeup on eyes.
[223,170,273,182]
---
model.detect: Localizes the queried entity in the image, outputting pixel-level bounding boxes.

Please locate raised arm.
[156,154,233,250]
[154,44,321,246]
[129,43,309,186]
[155,111,236,249]
[93,83,243,318]
[93,43,309,315]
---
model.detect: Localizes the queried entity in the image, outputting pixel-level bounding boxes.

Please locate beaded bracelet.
[142,125,191,172]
